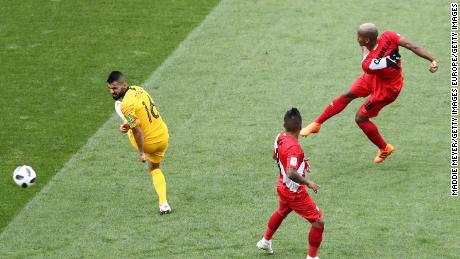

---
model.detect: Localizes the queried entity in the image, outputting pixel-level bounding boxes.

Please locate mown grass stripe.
[0,0,225,238]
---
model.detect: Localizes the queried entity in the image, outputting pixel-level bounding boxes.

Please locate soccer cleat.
[159,203,171,215]
[300,122,321,137]
[374,144,394,163]
[306,256,320,259]
[257,238,273,254]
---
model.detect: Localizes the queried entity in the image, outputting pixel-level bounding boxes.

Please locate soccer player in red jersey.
[300,23,438,163]
[257,108,324,259]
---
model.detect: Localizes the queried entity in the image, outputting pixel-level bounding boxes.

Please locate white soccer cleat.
[159,203,171,215]
[307,256,320,259]
[256,238,273,254]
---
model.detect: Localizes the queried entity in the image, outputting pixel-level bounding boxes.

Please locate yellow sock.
[149,168,167,206]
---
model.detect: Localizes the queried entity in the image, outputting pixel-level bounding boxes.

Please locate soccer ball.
[13,165,36,188]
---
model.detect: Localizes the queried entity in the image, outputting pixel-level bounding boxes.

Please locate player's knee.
[148,162,160,171]
[344,92,358,100]
[318,218,325,227]
[355,113,368,124]
[276,209,288,218]
[313,218,324,228]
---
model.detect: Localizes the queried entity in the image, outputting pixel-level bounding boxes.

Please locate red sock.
[264,211,285,240]
[357,120,387,149]
[308,226,324,257]
[315,94,351,124]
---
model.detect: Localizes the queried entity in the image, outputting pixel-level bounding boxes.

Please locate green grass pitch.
[0,0,219,232]
[0,0,458,258]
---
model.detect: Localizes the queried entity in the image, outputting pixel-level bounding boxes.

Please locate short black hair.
[107,71,124,84]
[284,108,302,132]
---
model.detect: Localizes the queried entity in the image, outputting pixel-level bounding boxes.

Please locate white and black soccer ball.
[13,165,36,188]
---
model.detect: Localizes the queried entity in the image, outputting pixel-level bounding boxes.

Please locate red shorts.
[277,188,322,223]
[349,73,403,118]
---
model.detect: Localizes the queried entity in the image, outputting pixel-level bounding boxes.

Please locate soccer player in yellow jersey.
[107,71,171,214]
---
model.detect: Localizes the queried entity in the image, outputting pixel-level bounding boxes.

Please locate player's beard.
[112,89,127,100]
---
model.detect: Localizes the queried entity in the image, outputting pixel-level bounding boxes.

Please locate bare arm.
[398,36,438,73]
[131,126,146,162]
[286,167,319,193]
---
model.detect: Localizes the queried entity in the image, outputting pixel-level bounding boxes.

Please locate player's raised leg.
[300,74,371,138]
[300,93,355,137]
[355,111,394,163]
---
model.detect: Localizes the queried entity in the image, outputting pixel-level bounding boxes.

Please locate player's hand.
[139,153,146,163]
[429,60,438,73]
[306,180,320,193]
[119,124,130,133]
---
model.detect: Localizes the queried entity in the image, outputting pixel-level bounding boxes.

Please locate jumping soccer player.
[107,71,171,214]
[300,23,438,163]
[257,108,324,259]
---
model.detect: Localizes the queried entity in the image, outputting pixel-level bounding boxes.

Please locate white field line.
[0,0,227,237]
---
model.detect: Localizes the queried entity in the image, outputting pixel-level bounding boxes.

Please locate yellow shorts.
[128,134,169,163]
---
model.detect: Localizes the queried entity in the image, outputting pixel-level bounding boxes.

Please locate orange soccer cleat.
[300,122,321,137]
[374,144,394,163]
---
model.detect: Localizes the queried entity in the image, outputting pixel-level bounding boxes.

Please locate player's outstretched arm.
[398,36,438,73]
[131,126,146,162]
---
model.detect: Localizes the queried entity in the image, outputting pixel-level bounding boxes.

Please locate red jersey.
[273,132,307,197]
[361,31,403,85]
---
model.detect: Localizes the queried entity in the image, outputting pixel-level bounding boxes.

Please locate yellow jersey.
[121,85,168,143]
